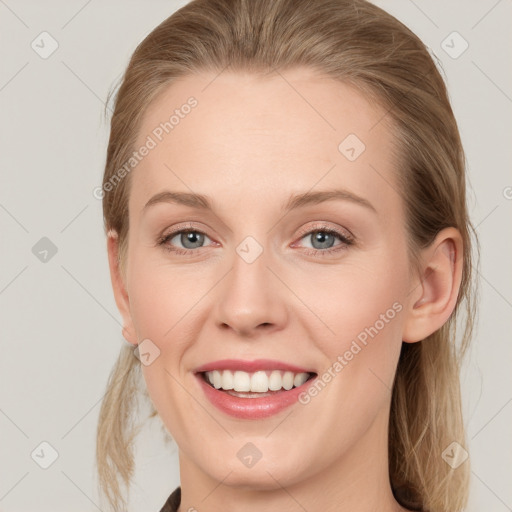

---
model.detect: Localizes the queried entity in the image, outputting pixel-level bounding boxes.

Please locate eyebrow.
[142,188,377,214]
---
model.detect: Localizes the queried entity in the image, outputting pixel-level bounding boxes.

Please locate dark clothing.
[160,485,422,511]
[159,486,181,512]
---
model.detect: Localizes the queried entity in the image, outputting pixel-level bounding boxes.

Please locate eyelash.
[157,222,355,258]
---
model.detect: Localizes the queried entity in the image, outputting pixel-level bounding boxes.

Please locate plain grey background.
[0,1,511,510]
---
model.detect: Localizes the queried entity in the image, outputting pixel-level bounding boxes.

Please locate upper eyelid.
[295,223,353,239]
[161,223,350,238]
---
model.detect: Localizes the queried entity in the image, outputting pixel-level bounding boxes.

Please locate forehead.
[131,67,401,217]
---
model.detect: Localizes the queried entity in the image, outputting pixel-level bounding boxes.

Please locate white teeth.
[251,371,268,392]
[212,370,222,389]
[233,371,251,392]
[269,370,282,391]
[282,371,294,390]
[204,369,311,393]
[293,372,309,387]
[221,369,234,390]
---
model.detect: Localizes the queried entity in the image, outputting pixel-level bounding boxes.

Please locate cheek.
[296,274,405,435]
[306,262,405,341]
[126,254,202,432]
[126,250,203,342]
[301,254,407,398]
[128,274,175,342]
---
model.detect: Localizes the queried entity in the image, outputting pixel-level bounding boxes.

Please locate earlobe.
[107,230,138,346]
[402,227,463,343]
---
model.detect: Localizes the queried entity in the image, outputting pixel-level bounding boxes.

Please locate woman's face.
[117,68,420,489]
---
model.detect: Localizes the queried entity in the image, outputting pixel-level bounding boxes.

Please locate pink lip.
[193,358,314,374]
[193,359,317,420]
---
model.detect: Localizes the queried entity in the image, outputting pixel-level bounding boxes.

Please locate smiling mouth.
[200,369,317,398]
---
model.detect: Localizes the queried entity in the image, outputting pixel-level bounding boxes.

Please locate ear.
[402,227,463,343]
[107,230,137,346]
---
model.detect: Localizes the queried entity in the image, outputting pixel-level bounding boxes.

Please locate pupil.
[312,231,334,249]
[182,231,204,248]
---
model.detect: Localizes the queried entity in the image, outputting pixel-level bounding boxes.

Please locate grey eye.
[307,231,337,250]
[174,231,206,249]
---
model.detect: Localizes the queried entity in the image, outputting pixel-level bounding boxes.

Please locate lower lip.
[196,374,315,419]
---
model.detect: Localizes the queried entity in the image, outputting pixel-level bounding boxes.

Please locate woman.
[96,0,479,511]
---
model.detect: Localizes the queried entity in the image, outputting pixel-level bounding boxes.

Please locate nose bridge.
[213,235,288,336]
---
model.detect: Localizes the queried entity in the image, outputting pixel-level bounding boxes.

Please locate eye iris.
[181,231,204,249]
[311,231,335,250]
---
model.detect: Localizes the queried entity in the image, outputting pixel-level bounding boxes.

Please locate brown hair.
[96,0,479,510]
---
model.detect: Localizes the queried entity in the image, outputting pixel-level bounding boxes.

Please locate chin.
[213,465,303,491]
[194,442,309,489]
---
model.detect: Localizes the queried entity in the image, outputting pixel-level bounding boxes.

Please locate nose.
[212,245,289,338]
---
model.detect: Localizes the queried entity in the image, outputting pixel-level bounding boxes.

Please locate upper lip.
[194,359,316,374]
